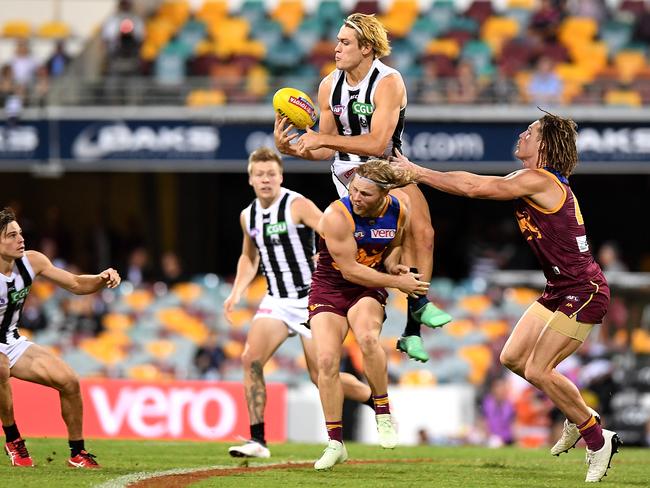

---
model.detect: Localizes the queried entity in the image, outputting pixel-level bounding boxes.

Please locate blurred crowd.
[3,0,650,108]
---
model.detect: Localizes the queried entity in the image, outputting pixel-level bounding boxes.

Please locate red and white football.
[272,87,318,130]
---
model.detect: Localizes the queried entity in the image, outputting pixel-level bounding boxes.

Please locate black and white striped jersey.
[328,58,406,194]
[243,188,315,299]
[0,255,35,345]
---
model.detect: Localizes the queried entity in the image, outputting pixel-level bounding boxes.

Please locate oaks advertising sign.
[11,378,287,441]
[1,120,650,171]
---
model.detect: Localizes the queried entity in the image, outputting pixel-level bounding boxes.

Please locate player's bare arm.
[392,150,563,207]
[322,204,427,296]
[291,197,323,232]
[273,75,337,161]
[298,74,404,157]
[27,250,120,293]
[224,212,261,321]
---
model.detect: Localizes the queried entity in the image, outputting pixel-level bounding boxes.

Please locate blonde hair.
[355,158,415,190]
[343,13,391,59]
[247,147,283,175]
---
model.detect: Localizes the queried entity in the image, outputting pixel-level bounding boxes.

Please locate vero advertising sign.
[11,378,286,441]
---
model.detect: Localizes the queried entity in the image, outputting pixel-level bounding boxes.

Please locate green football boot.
[411,302,452,329]
[396,335,429,363]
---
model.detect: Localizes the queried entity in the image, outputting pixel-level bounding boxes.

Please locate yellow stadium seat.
[127,364,168,380]
[480,320,509,340]
[399,369,437,386]
[614,50,646,82]
[186,89,227,107]
[458,294,492,316]
[145,19,176,48]
[504,286,539,307]
[481,16,519,53]
[123,289,154,312]
[506,0,535,8]
[159,0,191,28]
[445,319,475,337]
[272,0,304,34]
[245,275,267,305]
[223,339,244,359]
[38,21,71,38]
[172,282,202,303]
[146,339,177,359]
[555,62,595,85]
[103,313,134,332]
[458,344,492,384]
[246,65,270,98]
[425,39,460,58]
[632,328,650,353]
[379,0,419,38]
[196,0,228,24]
[140,42,161,61]
[604,89,642,107]
[225,308,254,329]
[32,281,55,300]
[558,17,598,45]
[3,20,31,38]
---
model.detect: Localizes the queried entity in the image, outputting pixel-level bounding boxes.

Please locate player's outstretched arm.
[391,150,551,201]
[224,212,260,322]
[27,250,120,294]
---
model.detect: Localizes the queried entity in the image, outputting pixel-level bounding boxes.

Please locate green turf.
[0,438,646,487]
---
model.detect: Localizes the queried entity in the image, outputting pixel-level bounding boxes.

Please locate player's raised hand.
[390,149,422,181]
[99,268,121,288]
[273,113,297,154]
[297,126,321,152]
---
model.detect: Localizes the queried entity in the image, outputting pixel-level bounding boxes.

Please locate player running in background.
[274,13,451,363]
[392,112,620,483]
[310,159,429,470]
[224,148,373,459]
[0,206,120,468]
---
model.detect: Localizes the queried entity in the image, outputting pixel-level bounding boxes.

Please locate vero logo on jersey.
[265,222,288,236]
[370,229,395,239]
[352,102,373,116]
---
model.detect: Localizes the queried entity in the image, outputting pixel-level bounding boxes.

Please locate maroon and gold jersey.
[514,168,604,288]
[313,194,404,288]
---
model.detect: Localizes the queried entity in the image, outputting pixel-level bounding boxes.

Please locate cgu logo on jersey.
[352,102,373,116]
[370,229,395,239]
[9,286,30,304]
[265,221,288,237]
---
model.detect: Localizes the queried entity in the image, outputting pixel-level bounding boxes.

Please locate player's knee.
[240,349,261,371]
[356,332,381,355]
[58,373,81,396]
[499,350,522,373]
[316,354,339,378]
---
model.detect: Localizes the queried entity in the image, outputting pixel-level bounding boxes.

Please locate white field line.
[95,459,314,488]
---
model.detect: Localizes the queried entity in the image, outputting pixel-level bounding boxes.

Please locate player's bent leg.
[230,318,289,458]
[499,302,549,377]
[301,336,371,403]
[10,344,98,468]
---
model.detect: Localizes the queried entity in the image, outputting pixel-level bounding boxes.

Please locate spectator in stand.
[158,251,189,287]
[481,64,519,104]
[419,60,446,104]
[567,0,607,23]
[102,0,144,55]
[0,65,14,107]
[527,56,563,106]
[30,66,50,107]
[597,241,628,272]
[447,61,478,104]
[482,377,515,447]
[194,330,227,380]
[530,0,565,42]
[46,41,71,78]
[125,246,154,287]
[10,40,38,88]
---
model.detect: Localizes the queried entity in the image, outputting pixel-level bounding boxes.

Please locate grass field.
[1,438,646,487]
